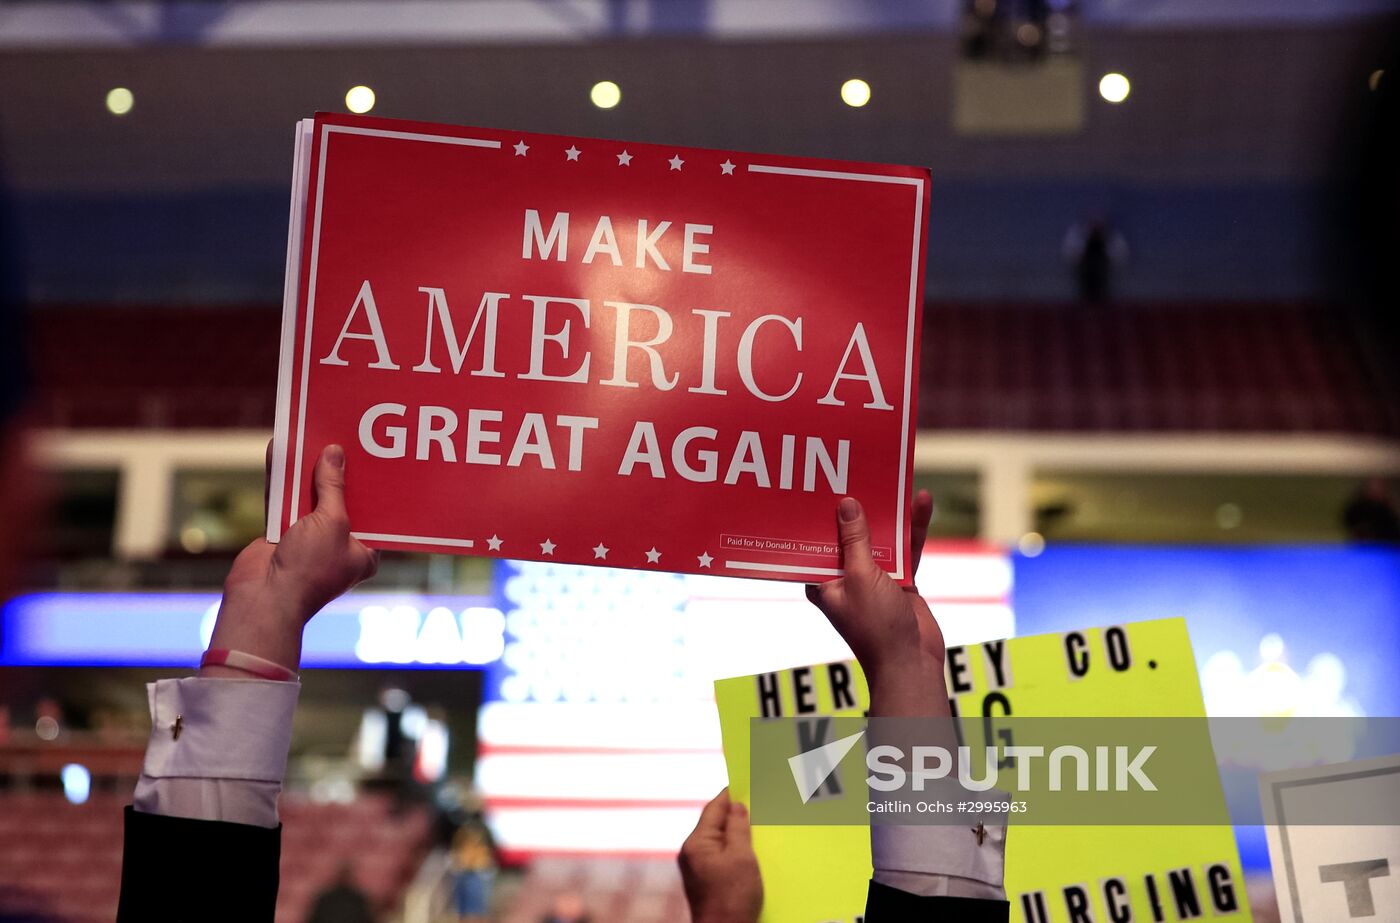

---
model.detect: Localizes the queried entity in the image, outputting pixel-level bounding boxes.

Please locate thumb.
[694,788,732,837]
[836,497,875,577]
[725,799,752,852]
[312,445,347,520]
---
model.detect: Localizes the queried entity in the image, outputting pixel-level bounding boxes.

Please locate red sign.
[268,113,929,584]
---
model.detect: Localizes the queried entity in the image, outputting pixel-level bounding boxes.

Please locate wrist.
[867,650,950,718]
[200,648,299,681]
[865,646,941,686]
[204,590,306,675]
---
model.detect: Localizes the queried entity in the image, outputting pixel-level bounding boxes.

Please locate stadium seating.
[0,790,430,923]
[918,302,1397,433]
[28,302,1398,435]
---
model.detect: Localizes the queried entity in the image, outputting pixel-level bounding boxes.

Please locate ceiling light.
[590,81,621,110]
[345,85,376,114]
[1098,73,1130,104]
[106,87,134,116]
[840,78,871,108]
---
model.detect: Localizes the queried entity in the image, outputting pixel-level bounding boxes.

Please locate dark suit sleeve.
[117,806,282,923]
[864,880,1011,922]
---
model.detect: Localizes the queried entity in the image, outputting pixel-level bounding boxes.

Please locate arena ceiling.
[0,21,1390,194]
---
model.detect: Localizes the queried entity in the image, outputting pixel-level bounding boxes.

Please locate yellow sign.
[714,618,1252,922]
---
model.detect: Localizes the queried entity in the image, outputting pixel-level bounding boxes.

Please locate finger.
[691,788,732,840]
[835,497,876,577]
[358,546,381,583]
[910,489,934,580]
[805,581,850,638]
[724,799,753,852]
[805,580,843,611]
[312,444,347,520]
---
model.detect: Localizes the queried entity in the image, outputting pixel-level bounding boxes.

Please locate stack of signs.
[267,113,929,584]
[714,618,1253,922]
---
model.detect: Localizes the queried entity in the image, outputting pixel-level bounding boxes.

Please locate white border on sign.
[350,532,476,548]
[725,561,844,576]
[266,118,314,541]
[284,126,924,580]
[288,124,501,544]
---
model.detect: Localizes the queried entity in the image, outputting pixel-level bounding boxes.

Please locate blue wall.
[1014,544,1400,717]
[15,179,1330,303]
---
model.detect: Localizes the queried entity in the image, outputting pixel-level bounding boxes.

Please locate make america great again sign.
[269,114,929,583]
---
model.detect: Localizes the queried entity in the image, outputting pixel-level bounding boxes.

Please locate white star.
[486,534,503,551]
[617,150,633,166]
[540,538,556,556]
[697,551,714,568]
[513,140,529,157]
[720,159,736,175]
[668,155,684,171]
[645,547,662,564]
[593,543,610,560]
[565,145,581,161]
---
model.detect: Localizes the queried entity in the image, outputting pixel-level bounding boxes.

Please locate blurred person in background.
[1062,214,1128,304]
[432,783,491,850]
[449,822,496,923]
[1342,476,1400,542]
[0,144,58,923]
[0,157,37,605]
[379,685,411,772]
[1335,28,1400,433]
[304,863,376,923]
[375,685,425,808]
[539,892,590,923]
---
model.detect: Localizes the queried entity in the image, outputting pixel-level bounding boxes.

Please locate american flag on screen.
[476,548,1013,860]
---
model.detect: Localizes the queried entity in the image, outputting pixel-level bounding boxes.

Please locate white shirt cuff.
[871,822,1007,899]
[132,677,299,829]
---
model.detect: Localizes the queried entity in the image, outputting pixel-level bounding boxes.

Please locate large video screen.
[0,592,501,669]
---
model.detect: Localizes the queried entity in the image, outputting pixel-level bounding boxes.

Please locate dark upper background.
[0,0,1396,304]
[1,0,1397,438]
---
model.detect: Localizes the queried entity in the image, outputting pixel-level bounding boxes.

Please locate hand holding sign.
[805,490,950,718]
[204,444,380,676]
[679,788,764,923]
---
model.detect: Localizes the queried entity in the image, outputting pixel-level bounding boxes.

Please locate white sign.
[1261,754,1400,922]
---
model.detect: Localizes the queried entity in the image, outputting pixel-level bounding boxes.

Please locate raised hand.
[804,490,950,718]
[203,444,379,676]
